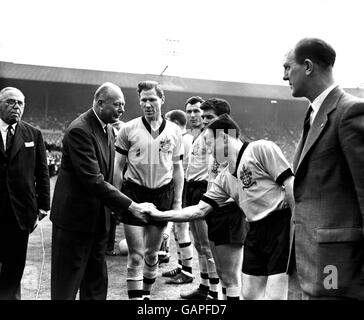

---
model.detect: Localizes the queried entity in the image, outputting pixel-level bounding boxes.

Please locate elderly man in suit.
[283,38,364,299]
[50,82,151,300]
[0,87,50,300]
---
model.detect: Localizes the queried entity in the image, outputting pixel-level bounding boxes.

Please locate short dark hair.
[294,38,336,69]
[184,96,204,108]
[205,113,240,139]
[200,98,231,116]
[137,80,165,100]
[166,109,187,127]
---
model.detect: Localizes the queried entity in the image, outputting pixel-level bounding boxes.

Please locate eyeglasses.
[5,99,24,108]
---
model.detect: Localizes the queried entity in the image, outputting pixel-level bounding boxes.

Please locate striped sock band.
[208,291,218,299]
[226,286,241,300]
[143,258,158,299]
[200,272,209,288]
[126,266,143,300]
[180,242,193,274]
[199,283,210,293]
[182,260,193,276]
[198,254,209,287]
[209,277,220,298]
[222,287,227,300]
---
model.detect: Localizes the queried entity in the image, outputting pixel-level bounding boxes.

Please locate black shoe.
[162,267,181,277]
[180,288,209,300]
[166,272,194,284]
[158,254,170,265]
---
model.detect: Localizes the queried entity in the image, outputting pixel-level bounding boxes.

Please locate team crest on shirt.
[159,138,172,153]
[192,142,206,156]
[240,165,256,189]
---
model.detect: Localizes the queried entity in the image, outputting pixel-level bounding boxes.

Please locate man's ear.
[304,59,314,75]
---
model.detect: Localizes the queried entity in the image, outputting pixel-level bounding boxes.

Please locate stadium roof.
[1,61,363,99]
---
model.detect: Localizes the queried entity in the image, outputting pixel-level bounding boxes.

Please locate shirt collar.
[0,118,17,133]
[311,83,337,115]
[92,108,107,132]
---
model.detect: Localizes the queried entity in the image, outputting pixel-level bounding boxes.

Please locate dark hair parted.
[166,109,187,127]
[200,98,231,116]
[184,96,205,108]
[137,80,165,100]
[294,38,336,69]
[205,113,241,139]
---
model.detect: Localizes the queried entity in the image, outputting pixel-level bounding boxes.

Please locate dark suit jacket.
[289,86,364,298]
[50,108,132,233]
[0,121,50,231]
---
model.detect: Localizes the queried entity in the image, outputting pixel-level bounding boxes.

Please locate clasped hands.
[128,201,164,223]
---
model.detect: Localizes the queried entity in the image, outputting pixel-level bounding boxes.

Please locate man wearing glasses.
[0,87,50,300]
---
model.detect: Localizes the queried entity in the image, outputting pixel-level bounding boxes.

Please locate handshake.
[129,201,161,223]
[112,201,163,224]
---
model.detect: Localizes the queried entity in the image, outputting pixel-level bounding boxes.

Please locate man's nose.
[283,71,288,81]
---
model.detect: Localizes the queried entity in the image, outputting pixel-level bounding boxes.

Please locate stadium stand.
[1,61,363,166]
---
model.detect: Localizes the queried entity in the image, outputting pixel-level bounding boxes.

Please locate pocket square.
[25,141,35,147]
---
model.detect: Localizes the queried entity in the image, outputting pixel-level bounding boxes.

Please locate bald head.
[93,82,125,124]
[93,82,123,106]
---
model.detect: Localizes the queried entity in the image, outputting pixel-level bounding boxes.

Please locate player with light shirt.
[147,114,294,300]
[113,81,184,300]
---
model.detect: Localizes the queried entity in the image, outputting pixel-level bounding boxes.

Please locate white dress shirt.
[0,118,17,150]
[92,108,107,133]
[310,83,337,125]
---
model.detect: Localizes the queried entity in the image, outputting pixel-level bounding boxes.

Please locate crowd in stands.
[23,115,65,177]
[22,108,302,176]
[25,115,70,131]
[231,120,300,164]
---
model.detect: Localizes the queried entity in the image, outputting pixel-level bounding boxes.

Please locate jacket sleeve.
[67,127,132,212]
[35,129,50,210]
[339,100,364,227]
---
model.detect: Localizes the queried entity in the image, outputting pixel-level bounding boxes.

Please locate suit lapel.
[294,86,343,172]
[0,135,5,156]
[9,122,26,160]
[88,110,110,172]
[292,105,310,171]
[106,125,114,181]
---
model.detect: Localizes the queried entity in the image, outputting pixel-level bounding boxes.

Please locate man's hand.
[31,209,49,233]
[38,209,48,221]
[128,202,155,223]
[146,206,163,220]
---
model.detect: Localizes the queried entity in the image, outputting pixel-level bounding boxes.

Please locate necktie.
[301,106,313,147]
[104,125,109,140]
[6,125,14,152]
